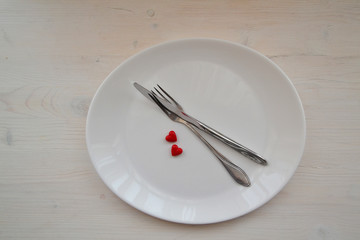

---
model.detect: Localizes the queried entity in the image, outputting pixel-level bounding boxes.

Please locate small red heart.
[165,131,177,142]
[171,144,183,156]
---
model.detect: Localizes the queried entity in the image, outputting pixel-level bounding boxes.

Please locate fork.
[149,93,251,187]
[154,84,268,166]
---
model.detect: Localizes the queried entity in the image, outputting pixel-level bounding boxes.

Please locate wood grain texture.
[1,0,359,239]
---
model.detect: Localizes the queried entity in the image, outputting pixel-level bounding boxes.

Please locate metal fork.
[149,93,251,187]
[154,84,268,166]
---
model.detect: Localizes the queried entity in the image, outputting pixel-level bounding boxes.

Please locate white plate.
[86,38,306,224]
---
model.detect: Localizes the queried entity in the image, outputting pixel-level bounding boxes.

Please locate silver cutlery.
[148,92,251,186]
[134,82,268,166]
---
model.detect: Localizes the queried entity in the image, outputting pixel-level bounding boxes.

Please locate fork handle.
[195,121,268,166]
[183,122,251,187]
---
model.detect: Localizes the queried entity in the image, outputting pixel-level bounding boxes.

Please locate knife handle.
[195,120,268,166]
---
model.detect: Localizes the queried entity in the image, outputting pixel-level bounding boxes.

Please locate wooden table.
[1,0,359,239]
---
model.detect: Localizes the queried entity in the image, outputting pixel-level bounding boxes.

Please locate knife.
[134,82,268,166]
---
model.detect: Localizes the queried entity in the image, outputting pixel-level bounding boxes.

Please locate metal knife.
[134,82,268,166]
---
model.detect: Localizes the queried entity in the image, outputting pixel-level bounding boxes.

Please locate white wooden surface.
[1,0,359,239]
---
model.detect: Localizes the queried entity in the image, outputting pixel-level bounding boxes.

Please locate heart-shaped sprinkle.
[171,144,183,156]
[165,130,177,142]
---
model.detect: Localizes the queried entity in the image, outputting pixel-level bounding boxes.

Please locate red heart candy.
[165,131,177,142]
[171,144,183,156]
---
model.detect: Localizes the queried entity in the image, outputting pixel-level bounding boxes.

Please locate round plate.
[86,38,306,224]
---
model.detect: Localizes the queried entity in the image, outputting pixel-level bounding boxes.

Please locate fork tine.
[151,90,169,105]
[154,88,171,103]
[156,84,183,110]
[149,93,169,116]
